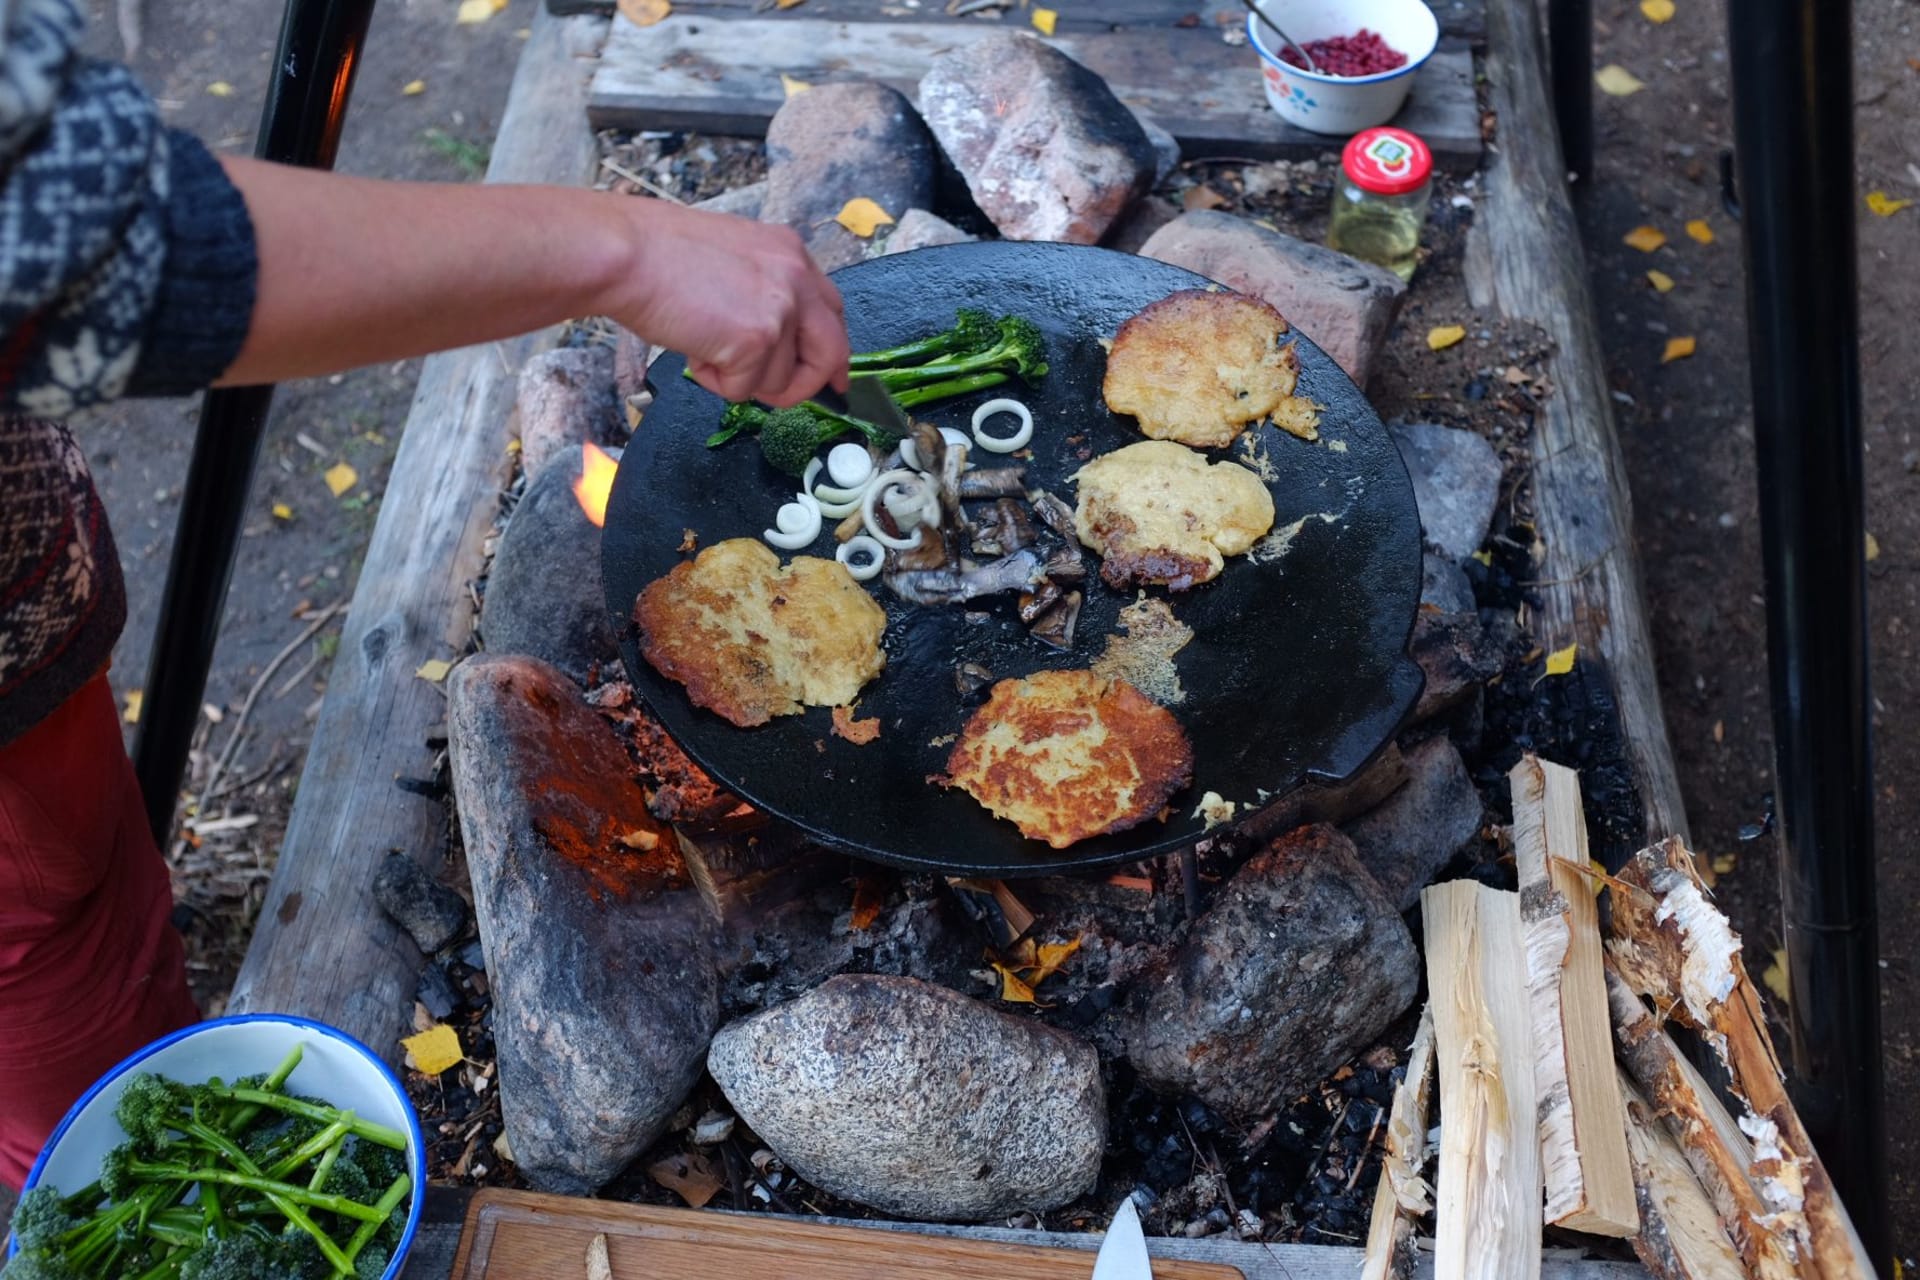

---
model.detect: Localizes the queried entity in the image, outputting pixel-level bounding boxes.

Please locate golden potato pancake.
[633,538,887,728]
[1073,440,1275,590]
[943,669,1195,848]
[1102,289,1319,447]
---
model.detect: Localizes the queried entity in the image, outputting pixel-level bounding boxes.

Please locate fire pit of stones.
[383,28,1647,1250]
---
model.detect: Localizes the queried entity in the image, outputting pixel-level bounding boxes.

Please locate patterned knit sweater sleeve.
[0,0,259,414]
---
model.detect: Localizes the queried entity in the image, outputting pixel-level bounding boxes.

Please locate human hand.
[615,202,849,407]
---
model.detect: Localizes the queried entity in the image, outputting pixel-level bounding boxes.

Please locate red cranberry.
[1277,28,1409,77]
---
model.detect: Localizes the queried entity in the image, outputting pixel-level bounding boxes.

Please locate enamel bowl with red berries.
[1247,0,1440,134]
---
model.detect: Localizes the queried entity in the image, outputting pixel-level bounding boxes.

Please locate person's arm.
[217,158,848,407]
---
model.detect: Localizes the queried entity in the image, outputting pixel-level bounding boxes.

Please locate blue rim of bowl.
[8,1012,428,1280]
[1246,12,1435,85]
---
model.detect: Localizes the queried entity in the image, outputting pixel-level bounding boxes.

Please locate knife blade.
[1090,1196,1153,1280]
[844,374,914,437]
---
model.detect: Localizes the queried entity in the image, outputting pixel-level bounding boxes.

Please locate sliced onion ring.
[828,442,874,488]
[862,469,928,550]
[836,535,886,582]
[970,398,1034,453]
[764,493,823,550]
[803,456,825,491]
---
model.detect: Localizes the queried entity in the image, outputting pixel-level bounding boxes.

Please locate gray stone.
[1342,735,1484,911]
[919,33,1155,244]
[1101,195,1181,257]
[516,345,618,480]
[371,851,468,955]
[1139,210,1407,387]
[693,179,767,221]
[1132,110,1182,186]
[1120,825,1420,1122]
[761,82,937,271]
[480,451,620,684]
[1410,609,1503,723]
[449,655,721,1194]
[1238,741,1410,844]
[1421,551,1476,614]
[880,208,976,255]
[1390,422,1504,562]
[708,975,1105,1220]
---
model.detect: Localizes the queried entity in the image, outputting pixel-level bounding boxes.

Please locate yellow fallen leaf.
[415,658,454,682]
[587,1234,612,1280]
[1662,335,1697,363]
[207,81,235,97]
[323,461,358,497]
[1685,218,1714,244]
[123,690,143,725]
[1711,852,1736,875]
[402,1023,463,1075]
[1623,225,1667,252]
[1031,6,1057,35]
[1470,549,1493,566]
[1545,643,1577,676]
[456,0,508,23]
[835,196,895,238]
[1866,531,1881,561]
[1639,0,1674,21]
[775,0,806,6]
[271,502,294,521]
[1762,949,1790,1003]
[1646,269,1675,292]
[1426,324,1466,351]
[1587,859,1607,897]
[780,73,811,98]
[1595,64,1645,95]
[1027,937,1082,985]
[616,0,671,25]
[402,79,427,96]
[1866,190,1914,217]
[992,963,1042,1005]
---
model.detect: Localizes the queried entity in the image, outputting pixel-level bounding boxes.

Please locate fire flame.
[573,442,618,528]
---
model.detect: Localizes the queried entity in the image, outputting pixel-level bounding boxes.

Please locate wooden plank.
[1476,0,1688,843]
[405,1186,1644,1280]
[1616,1070,1747,1280]
[556,0,1487,43]
[448,1189,1246,1278]
[1421,881,1542,1280]
[587,17,1483,170]
[1510,756,1638,1237]
[226,8,611,1050]
[1362,1003,1436,1280]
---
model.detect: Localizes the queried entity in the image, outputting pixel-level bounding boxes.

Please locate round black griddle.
[602,241,1423,877]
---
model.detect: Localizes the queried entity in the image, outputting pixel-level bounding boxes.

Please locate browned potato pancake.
[942,669,1195,848]
[633,537,887,728]
[1073,440,1275,590]
[1102,289,1319,447]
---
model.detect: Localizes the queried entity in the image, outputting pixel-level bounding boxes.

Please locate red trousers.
[0,674,198,1189]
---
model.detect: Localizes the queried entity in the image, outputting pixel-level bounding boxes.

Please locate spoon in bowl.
[1240,0,1321,74]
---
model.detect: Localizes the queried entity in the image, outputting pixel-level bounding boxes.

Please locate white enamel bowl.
[1248,0,1440,135]
[8,1014,427,1279]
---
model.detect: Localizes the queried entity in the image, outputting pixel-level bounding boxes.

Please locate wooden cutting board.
[447,1188,1246,1279]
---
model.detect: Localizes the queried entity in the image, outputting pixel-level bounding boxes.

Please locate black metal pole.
[133,0,378,844]
[1728,0,1890,1267]
[1548,0,1593,185]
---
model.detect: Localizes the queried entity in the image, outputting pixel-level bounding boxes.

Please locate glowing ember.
[573,442,618,528]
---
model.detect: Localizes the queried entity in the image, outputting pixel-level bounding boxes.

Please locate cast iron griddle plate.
[602,241,1423,876]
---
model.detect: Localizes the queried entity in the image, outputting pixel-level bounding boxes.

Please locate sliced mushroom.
[958,466,1028,500]
[1029,590,1083,650]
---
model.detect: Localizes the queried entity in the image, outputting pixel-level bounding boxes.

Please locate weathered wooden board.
[226,9,610,1050]
[1470,0,1689,842]
[587,16,1483,169]
[552,0,1488,44]
[403,1187,1646,1279]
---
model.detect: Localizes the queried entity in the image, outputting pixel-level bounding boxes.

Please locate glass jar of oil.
[1327,127,1433,282]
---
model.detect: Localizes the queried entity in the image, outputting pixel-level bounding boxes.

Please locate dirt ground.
[55,0,1916,1261]
[73,0,532,1005]
[1581,0,1920,1262]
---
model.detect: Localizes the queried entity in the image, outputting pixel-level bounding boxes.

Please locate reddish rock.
[1119,824,1419,1122]
[1139,209,1408,387]
[880,208,976,255]
[448,655,720,1193]
[761,83,936,272]
[1410,608,1503,722]
[515,344,617,480]
[1341,734,1485,910]
[918,33,1155,244]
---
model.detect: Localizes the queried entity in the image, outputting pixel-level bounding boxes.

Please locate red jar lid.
[1342,127,1433,196]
